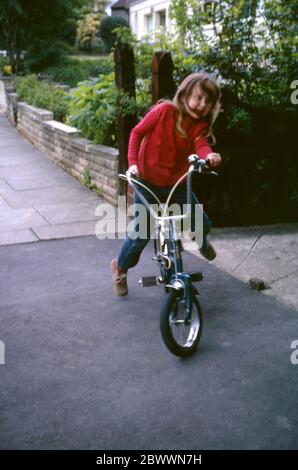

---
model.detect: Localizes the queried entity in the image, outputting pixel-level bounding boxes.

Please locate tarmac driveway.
[0,236,297,450]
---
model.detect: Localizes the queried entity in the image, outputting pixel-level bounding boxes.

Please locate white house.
[129,0,172,40]
[127,0,219,41]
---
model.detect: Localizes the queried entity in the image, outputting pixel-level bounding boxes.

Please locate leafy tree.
[0,0,88,72]
[75,1,110,52]
[169,0,297,110]
[76,12,102,52]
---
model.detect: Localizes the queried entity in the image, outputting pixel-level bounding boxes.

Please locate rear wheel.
[160,289,203,357]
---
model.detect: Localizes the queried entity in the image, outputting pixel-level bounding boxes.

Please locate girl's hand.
[206,153,221,168]
[128,164,139,176]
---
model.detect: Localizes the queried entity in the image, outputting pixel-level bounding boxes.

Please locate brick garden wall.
[5,90,119,205]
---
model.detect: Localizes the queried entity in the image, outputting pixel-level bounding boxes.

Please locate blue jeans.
[117,180,211,271]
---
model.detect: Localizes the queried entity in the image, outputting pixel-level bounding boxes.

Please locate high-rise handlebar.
[119,154,218,222]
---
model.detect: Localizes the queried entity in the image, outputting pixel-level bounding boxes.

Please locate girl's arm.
[194,135,221,167]
[128,105,161,166]
[194,135,213,160]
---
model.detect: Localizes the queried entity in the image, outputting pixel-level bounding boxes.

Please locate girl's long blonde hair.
[172,72,221,144]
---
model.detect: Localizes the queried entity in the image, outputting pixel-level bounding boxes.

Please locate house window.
[157,10,166,28]
[144,14,153,33]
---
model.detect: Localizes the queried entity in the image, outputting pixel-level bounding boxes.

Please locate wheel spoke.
[161,290,203,357]
[169,298,200,348]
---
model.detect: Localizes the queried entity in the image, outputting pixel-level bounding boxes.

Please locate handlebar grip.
[126,170,138,179]
[188,155,219,176]
[188,154,206,165]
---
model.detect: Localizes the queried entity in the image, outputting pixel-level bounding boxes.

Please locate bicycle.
[119,154,218,357]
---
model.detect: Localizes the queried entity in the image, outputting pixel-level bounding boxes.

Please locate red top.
[128,102,212,187]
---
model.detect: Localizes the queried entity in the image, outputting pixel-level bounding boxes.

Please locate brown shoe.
[111,259,128,296]
[199,242,217,261]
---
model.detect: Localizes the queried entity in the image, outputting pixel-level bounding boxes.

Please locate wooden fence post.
[114,43,137,198]
[151,51,176,104]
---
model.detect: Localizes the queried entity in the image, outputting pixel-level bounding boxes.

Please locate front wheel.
[160,289,203,357]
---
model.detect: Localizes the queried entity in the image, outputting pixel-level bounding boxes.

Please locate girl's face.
[185,85,212,120]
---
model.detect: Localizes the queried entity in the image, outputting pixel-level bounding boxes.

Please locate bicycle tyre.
[160,289,203,357]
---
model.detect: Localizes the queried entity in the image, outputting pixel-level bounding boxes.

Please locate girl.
[112,72,222,296]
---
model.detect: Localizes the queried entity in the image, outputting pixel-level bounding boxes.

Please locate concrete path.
[0,113,125,245]
[185,224,298,312]
[1,237,297,450]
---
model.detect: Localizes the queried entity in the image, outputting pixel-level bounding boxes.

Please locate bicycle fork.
[167,273,193,325]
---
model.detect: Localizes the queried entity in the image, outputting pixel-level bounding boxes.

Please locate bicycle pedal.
[139,276,158,287]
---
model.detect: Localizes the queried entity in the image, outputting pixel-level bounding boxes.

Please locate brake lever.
[204,162,218,177]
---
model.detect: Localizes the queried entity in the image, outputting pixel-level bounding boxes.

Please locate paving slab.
[0,111,9,120]
[0,207,49,233]
[0,162,60,178]
[34,200,104,225]
[0,194,11,211]
[5,172,76,191]
[32,220,97,240]
[0,155,45,167]
[0,228,39,245]
[0,178,14,194]
[0,136,24,147]
[34,201,126,225]
[0,145,44,158]
[3,185,99,209]
[0,128,18,137]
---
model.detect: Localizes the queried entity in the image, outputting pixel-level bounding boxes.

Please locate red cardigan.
[128,102,212,187]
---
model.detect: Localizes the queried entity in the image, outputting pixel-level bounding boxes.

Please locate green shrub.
[13,75,68,122]
[78,57,114,77]
[99,16,129,51]
[66,73,119,146]
[89,37,107,55]
[67,73,136,147]
[44,64,87,88]
[43,57,114,87]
